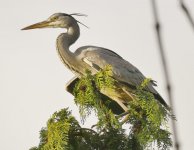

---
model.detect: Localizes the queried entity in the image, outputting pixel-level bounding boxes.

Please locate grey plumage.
[22,13,168,113]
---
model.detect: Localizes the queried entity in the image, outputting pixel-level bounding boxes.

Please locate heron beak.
[21,20,52,30]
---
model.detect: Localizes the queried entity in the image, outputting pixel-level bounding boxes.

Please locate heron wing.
[75,46,168,108]
[77,46,157,94]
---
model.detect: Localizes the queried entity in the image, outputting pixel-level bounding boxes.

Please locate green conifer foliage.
[30,67,173,150]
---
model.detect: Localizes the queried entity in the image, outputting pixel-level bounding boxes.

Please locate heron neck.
[56,23,80,74]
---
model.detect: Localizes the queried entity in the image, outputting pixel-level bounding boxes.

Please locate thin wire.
[150,0,180,149]
[178,0,194,30]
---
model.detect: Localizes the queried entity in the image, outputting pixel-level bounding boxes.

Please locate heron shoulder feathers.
[75,46,167,107]
[74,46,156,93]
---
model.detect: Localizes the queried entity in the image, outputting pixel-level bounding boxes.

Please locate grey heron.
[22,13,168,114]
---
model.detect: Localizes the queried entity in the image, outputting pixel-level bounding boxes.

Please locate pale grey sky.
[1,0,194,149]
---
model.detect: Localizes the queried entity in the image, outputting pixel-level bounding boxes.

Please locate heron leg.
[111,87,136,124]
[116,111,129,118]
[116,111,130,125]
[112,98,132,125]
[121,114,130,125]
[121,87,135,101]
[113,98,128,112]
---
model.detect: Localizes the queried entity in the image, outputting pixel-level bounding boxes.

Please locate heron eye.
[52,16,58,20]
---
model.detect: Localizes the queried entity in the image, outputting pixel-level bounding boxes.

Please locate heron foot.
[116,111,130,125]
[116,110,130,119]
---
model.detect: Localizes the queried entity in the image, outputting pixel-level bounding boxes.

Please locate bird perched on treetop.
[22,13,169,115]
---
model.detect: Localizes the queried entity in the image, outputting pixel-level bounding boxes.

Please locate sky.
[0,0,194,149]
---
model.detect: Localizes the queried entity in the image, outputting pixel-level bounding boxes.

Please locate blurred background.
[0,0,194,149]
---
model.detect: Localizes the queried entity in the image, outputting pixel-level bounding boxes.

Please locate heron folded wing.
[78,47,168,107]
[82,48,158,94]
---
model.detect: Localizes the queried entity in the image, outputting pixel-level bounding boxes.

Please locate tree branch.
[151,0,180,149]
[179,0,194,31]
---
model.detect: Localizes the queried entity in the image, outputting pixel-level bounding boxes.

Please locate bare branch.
[179,0,194,31]
[150,0,180,149]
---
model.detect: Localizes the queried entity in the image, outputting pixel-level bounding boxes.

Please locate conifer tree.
[30,66,173,150]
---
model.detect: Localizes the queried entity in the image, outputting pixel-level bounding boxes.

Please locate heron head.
[22,13,79,30]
